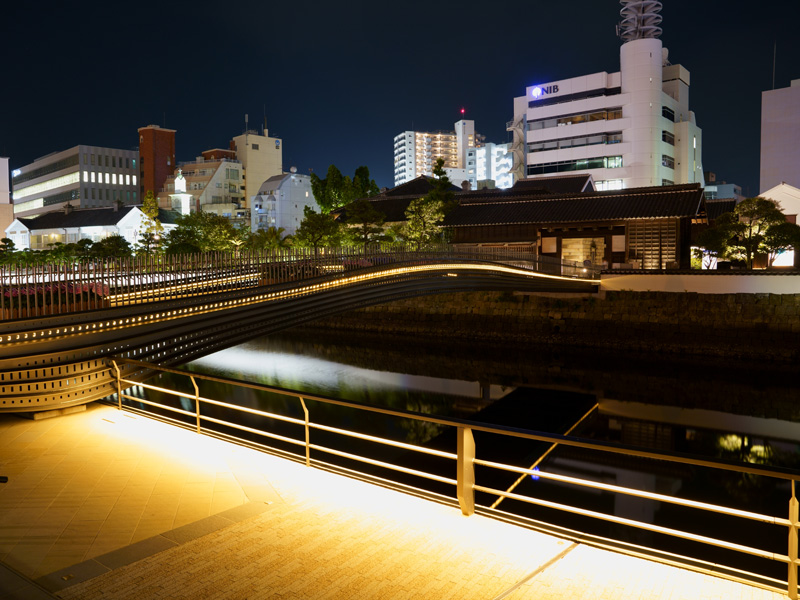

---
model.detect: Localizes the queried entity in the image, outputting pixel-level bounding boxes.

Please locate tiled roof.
[18,206,138,229]
[703,198,737,221]
[510,174,594,194]
[443,184,704,227]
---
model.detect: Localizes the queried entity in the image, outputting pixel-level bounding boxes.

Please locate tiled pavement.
[0,403,788,600]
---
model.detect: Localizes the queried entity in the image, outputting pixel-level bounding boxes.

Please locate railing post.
[789,480,798,599]
[191,376,201,434]
[111,360,122,410]
[300,397,310,467]
[457,426,475,516]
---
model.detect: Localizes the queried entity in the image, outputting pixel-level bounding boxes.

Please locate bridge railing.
[0,245,599,321]
[111,357,800,598]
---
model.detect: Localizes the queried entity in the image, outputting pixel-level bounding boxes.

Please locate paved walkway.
[0,403,788,600]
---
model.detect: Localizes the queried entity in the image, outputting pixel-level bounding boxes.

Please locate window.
[662,131,675,145]
[662,179,674,186]
[83,171,89,182]
[606,156,623,169]
[528,132,622,153]
[596,179,623,191]
[528,107,622,131]
[662,106,675,122]
[91,154,96,165]
[105,173,110,184]
[112,156,116,167]
[105,155,110,167]
[662,155,675,169]
[91,172,96,183]
[526,155,622,176]
[251,143,259,150]
[112,174,117,185]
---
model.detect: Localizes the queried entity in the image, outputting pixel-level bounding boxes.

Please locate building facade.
[0,157,11,236]
[230,129,283,201]
[250,170,317,236]
[760,79,800,192]
[138,125,176,198]
[508,0,703,191]
[465,143,514,190]
[11,145,139,219]
[393,120,480,187]
[5,205,177,251]
[158,157,246,226]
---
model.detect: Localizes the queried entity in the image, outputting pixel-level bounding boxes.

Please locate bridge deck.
[0,404,784,600]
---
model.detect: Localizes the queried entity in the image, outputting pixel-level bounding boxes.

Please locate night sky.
[1,0,798,196]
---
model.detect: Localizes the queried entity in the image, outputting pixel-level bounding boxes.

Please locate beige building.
[231,130,283,201]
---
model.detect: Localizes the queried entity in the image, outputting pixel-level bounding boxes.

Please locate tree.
[91,234,133,259]
[403,197,446,250]
[246,226,293,252]
[426,158,457,212]
[0,238,16,264]
[141,191,164,252]
[164,211,238,254]
[763,221,800,267]
[730,197,786,269]
[694,212,737,269]
[345,198,385,254]
[294,206,342,257]
[310,165,379,213]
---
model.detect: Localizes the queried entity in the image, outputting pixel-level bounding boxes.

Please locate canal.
[128,327,800,585]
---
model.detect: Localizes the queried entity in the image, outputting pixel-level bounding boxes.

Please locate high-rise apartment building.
[760,79,800,192]
[394,120,479,187]
[138,125,176,198]
[12,145,139,219]
[508,0,703,191]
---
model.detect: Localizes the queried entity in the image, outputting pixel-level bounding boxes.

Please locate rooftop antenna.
[263,104,267,136]
[772,41,777,90]
[618,0,663,43]
[245,114,249,144]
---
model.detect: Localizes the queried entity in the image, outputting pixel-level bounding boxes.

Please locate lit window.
[112,174,117,185]
[126,174,131,185]
[132,175,137,186]
[105,173,110,184]
[91,172,96,182]
[83,171,89,182]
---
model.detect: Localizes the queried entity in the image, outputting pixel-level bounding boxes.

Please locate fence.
[111,357,800,599]
[0,245,598,321]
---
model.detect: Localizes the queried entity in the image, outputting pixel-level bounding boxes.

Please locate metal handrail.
[110,357,800,598]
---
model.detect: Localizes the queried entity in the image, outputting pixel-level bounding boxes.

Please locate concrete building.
[0,157,12,236]
[158,156,246,227]
[12,145,139,219]
[465,143,514,190]
[250,169,317,236]
[760,79,800,192]
[4,205,177,251]
[508,0,703,191]
[138,125,176,199]
[394,120,481,187]
[230,128,283,201]
[703,172,743,201]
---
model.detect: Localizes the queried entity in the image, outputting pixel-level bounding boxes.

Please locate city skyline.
[1,0,798,196]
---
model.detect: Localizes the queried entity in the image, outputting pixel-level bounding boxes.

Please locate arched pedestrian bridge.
[0,246,598,414]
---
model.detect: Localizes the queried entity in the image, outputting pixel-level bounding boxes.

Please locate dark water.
[129,329,800,585]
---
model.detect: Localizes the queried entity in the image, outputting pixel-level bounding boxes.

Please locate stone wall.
[306,291,800,361]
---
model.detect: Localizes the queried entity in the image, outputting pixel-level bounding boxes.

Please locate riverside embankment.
[305,273,800,362]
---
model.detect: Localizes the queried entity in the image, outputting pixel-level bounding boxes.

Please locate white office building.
[12,146,139,218]
[393,120,479,187]
[760,79,800,192]
[508,0,703,191]
[465,143,514,190]
[250,169,318,235]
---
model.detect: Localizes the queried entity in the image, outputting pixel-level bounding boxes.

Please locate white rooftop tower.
[617,0,663,42]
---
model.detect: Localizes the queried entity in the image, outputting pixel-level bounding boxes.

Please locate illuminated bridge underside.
[0,260,597,413]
